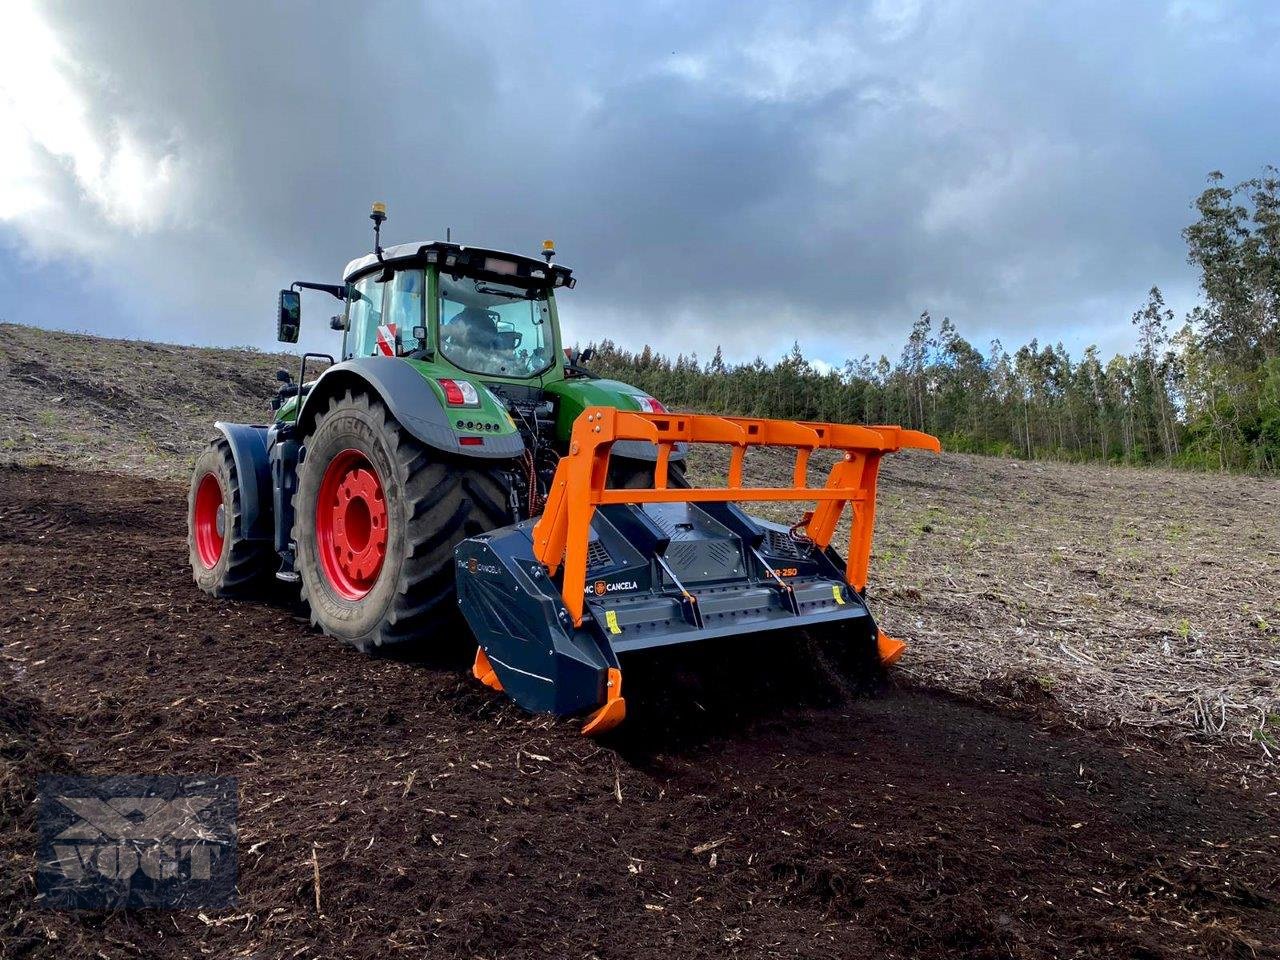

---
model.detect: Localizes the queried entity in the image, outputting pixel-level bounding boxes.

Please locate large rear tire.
[188,438,273,596]
[294,389,513,652]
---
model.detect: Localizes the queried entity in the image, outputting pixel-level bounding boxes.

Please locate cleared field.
[1,323,1278,957]
[6,323,1271,775]
[3,464,1278,959]
[1,322,295,478]
[710,446,1280,781]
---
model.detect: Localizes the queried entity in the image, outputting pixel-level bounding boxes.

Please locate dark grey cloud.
[2,0,1278,367]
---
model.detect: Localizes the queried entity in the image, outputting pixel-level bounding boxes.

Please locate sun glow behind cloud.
[0,0,186,252]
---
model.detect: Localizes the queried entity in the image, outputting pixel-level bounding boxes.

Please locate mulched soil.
[6,322,1278,772]
[2,462,1278,959]
[705,445,1280,775]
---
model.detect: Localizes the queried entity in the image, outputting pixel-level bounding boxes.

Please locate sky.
[1,0,1278,371]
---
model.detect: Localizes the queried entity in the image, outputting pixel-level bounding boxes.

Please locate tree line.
[584,168,1280,471]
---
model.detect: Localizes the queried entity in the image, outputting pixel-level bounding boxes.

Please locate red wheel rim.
[315,449,388,600]
[193,472,226,569]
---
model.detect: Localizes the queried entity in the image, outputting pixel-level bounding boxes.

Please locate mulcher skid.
[454,406,940,735]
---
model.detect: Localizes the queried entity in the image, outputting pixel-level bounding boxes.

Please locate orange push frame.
[531,406,941,627]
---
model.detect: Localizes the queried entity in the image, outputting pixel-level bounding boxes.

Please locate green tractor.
[190,203,938,734]
[188,204,683,651]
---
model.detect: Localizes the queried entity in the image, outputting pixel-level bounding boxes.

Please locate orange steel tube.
[531,407,941,626]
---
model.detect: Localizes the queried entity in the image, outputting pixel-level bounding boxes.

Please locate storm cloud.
[2,0,1278,366]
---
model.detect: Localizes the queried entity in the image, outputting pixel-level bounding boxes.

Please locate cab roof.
[343,240,575,290]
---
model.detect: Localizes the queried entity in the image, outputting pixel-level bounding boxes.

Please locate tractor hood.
[545,378,687,462]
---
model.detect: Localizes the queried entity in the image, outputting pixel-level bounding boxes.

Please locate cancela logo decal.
[587,579,638,596]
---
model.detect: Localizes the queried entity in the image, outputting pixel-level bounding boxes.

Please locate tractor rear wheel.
[294,389,512,652]
[187,437,273,596]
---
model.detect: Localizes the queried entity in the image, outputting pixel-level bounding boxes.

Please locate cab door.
[385,269,426,354]
[344,274,386,359]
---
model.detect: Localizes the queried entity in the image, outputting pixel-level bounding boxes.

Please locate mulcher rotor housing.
[457,406,940,734]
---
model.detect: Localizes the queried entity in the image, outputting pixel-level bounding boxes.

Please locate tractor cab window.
[346,275,386,359]
[438,274,553,378]
[386,269,425,352]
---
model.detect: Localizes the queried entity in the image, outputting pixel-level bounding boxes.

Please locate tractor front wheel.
[187,438,273,596]
[294,389,512,652]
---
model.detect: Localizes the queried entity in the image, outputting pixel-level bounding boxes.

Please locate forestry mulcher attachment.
[187,203,939,737]
[458,408,938,734]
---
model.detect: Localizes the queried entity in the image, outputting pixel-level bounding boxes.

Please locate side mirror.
[329,315,346,331]
[278,290,301,343]
[578,347,596,364]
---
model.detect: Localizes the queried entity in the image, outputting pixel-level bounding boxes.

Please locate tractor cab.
[271,205,669,493]
[338,238,575,387]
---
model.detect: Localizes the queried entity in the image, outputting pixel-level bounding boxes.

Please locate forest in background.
[585,169,1280,471]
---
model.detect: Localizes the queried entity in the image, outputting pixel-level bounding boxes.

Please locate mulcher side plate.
[454,501,879,719]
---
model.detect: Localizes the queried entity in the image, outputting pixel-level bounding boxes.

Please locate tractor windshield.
[439,274,554,378]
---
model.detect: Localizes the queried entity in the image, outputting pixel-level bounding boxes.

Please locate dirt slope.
[0,321,298,477]
[2,465,1277,959]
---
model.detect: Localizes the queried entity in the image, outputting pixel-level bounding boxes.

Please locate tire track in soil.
[0,503,70,543]
[1,463,1278,959]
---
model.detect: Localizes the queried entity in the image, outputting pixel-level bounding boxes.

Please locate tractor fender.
[297,357,526,460]
[212,421,273,541]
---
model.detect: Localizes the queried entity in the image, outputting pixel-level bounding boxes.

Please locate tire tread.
[188,437,273,597]
[296,391,512,651]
